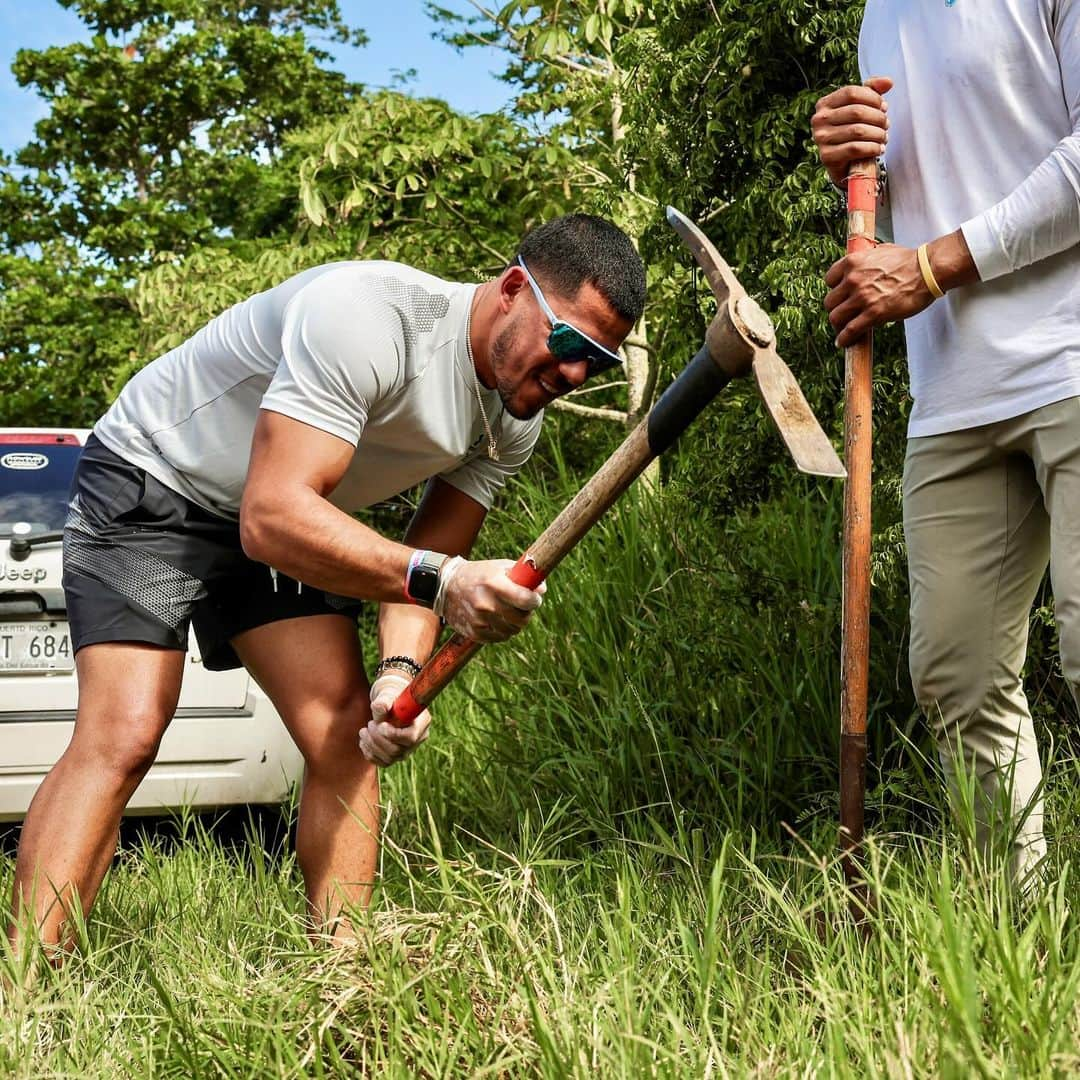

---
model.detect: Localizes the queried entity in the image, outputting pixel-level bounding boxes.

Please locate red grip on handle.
[389,684,423,726]
[508,554,546,590]
[385,554,548,729]
[846,174,877,216]
[846,170,878,255]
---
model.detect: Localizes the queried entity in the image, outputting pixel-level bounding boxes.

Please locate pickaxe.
[389,207,845,727]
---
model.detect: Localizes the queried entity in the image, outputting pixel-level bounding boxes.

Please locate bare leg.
[232,615,378,943]
[7,643,184,959]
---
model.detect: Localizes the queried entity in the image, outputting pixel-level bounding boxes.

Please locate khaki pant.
[904,397,1080,883]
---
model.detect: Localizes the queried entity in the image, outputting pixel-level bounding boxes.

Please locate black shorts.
[63,435,364,671]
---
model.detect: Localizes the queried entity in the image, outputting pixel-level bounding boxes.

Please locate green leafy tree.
[0,249,137,426]
[134,89,576,361]
[0,0,365,426]
[432,0,666,429]
[4,0,364,263]
[296,91,574,275]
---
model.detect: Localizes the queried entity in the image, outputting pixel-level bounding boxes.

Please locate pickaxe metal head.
[666,206,845,479]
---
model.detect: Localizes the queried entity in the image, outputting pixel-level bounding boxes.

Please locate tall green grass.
[3,431,1079,1076]
[5,805,1080,1076]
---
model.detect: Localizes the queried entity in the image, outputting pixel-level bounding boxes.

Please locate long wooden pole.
[839,158,878,885]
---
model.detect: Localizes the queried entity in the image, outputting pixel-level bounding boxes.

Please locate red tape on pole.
[846,173,878,249]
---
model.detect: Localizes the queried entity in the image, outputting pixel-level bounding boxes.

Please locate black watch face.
[409,563,440,605]
[408,552,447,606]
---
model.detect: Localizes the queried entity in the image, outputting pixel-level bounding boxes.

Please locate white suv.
[0,428,302,819]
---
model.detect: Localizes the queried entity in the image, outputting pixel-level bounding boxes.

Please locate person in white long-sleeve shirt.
[812,0,1079,884]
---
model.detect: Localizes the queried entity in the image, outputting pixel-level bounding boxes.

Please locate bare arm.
[377,478,488,664]
[240,409,543,642]
[240,409,413,601]
[360,480,494,768]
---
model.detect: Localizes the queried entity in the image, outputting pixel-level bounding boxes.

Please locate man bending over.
[9,214,646,952]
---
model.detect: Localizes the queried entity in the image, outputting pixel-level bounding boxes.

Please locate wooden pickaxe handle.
[389,340,732,725]
[389,208,844,727]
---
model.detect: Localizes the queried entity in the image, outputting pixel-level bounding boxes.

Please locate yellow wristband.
[917,243,945,300]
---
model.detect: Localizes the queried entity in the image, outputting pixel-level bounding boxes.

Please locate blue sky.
[0,0,516,156]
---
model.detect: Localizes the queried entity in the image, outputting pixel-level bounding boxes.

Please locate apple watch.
[404,549,449,607]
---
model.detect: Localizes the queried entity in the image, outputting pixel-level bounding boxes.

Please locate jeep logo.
[1,452,49,471]
[0,564,47,584]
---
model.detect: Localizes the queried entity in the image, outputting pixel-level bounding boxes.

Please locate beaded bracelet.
[375,655,422,680]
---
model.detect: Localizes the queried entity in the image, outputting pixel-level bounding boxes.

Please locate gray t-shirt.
[95,261,543,519]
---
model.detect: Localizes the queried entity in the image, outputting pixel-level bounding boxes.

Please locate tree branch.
[550,399,626,422]
[435,193,511,266]
[465,0,613,80]
[566,380,628,396]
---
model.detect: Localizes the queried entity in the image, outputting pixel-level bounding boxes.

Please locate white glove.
[434,556,547,642]
[358,672,431,767]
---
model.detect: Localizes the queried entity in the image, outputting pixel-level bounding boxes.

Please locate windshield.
[0,443,82,535]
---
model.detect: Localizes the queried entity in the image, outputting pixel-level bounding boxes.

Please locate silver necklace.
[465,299,499,462]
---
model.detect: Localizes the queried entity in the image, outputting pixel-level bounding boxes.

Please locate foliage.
[3,0,363,264]
[11,804,1080,1077]
[5,797,1080,1077]
[0,249,136,427]
[430,0,670,424]
[433,0,656,211]
[0,0,363,426]
[294,90,576,277]
[131,89,577,373]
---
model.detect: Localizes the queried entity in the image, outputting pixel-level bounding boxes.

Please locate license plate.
[0,621,74,673]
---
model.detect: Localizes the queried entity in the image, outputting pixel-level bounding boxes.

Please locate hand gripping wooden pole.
[839,159,878,884]
[389,208,845,727]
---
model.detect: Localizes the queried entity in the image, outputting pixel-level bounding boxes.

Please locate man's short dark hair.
[515,214,646,326]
